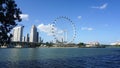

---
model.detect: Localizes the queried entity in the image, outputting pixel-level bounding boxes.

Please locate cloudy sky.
[16,0,120,44]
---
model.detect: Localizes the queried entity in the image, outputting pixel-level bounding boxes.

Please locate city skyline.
[12,25,40,43]
[15,0,120,44]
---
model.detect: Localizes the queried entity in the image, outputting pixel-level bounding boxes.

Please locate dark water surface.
[0,48,120,68]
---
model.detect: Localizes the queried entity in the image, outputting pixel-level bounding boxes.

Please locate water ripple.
[0,54,120,68]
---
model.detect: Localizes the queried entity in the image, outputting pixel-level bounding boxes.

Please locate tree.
[77,42,85,48]
[0,0,22,46]
[46,42,53,47]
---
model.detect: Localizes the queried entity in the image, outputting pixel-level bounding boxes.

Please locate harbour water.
[0,48,120,68]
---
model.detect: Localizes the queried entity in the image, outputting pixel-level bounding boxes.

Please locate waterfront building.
[39,37,43,43]
[30,25,37,42]
[12,26,24,42]
[38,37,41,43]
[86,41,100,47]
[22,36,25,42]
[37,32,39,42]
[25,33,29,42]
[111,42,120,45]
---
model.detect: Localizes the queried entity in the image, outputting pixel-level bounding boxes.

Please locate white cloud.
[37,24,64,36]
[37,24,53,35]
[91,3,108,10]
[20,14,29,21]
[78,16,82,19]
[81,27,93,31]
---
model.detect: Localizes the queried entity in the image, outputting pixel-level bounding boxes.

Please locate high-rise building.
[22,36,25,42]
[12,26,23,42]
[38,37,42,43]
[25,33,29,42]
[37,32,39,42]
[30,25,37,42]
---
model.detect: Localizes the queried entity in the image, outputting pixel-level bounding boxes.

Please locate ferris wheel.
[51,16,76,43]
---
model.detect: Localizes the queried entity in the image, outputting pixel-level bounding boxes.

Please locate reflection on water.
[0,48,120,68]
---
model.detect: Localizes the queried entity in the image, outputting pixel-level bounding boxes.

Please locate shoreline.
[1,46,120,48]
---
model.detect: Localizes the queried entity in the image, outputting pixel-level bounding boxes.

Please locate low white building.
[111,42,120,45]
[86,42,100,47]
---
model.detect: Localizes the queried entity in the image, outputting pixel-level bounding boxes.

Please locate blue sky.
[15,0,120,44]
